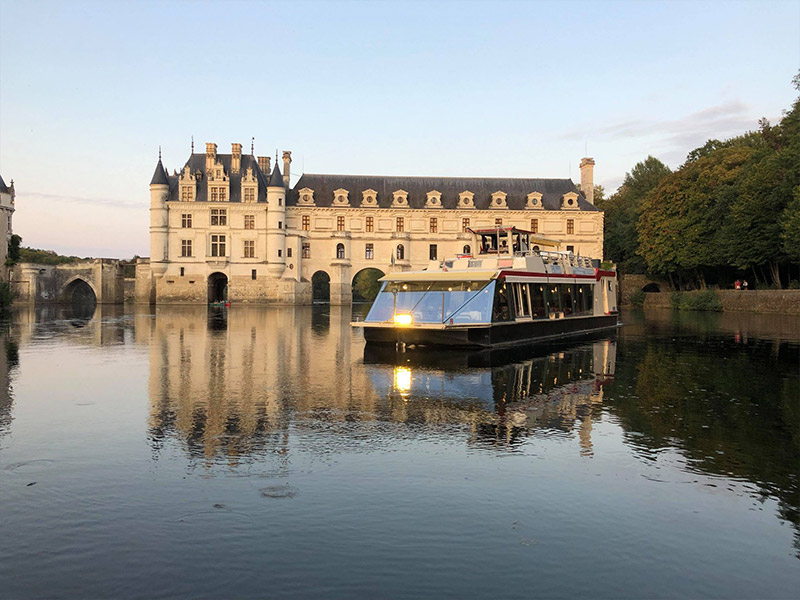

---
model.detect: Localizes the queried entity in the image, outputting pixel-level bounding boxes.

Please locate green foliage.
[18,247,86,265]
[0,280,15,311]
[669,290,722,311]
[599,156,671,274]
[6,234,21,266]
[353,269,383,302]
[781,187,800,262]
[630,289,646,308]
[624,73,800,289]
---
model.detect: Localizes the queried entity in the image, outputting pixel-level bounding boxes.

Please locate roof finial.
[191,136,194,153]
[275,149,278,163]
[251,137,255,155]
[159,146,162,161]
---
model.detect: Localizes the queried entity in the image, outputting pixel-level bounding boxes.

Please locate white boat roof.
[379,270,498,283]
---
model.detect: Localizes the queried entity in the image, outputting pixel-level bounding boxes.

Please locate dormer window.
[333,188,350,206]
[526,192,543,209]
[392,190,409,207]
[181,185,195,202]
[298,188,315,206]
[426,190,442,208]
[561,191,579,210]
[362,189,378,206]
[459,191,475,208]
[491,191,508,209]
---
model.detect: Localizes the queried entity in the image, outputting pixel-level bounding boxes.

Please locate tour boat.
[353,227,618,348]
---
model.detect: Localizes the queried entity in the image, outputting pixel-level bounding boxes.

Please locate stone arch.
[351,267,385,302]
[311,270,331,303]
[208,272,228,303]
[60,277,98,305]
[642,282,661,293]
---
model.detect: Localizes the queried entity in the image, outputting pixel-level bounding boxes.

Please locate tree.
[353,269,383,301]
[781,187,800,263]
[599,156,671,273]
[6,234,21,265]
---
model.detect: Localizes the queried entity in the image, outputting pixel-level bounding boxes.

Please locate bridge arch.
[60,276,98,305]
[352,267,385,302]
[208,272,228,303]
[642,282,661,293]
[311,270,331,303]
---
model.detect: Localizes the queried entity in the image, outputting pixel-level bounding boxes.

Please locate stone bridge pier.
[11,259,124,305]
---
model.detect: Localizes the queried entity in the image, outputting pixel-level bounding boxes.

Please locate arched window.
[336,243,345,259]
[396,244,405,260]
[463,245,471,255]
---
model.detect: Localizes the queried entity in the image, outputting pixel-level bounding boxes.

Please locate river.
[0,305,797,598]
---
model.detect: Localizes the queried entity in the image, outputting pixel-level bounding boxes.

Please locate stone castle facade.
[0,175,15,268]
[137,143,603,305]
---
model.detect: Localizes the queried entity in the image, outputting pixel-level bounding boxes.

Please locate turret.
[149,154,170,277]
[580,157,595,205]
[266,162,286,277]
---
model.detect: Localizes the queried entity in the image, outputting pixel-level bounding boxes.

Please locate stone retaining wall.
[641,290,800,315]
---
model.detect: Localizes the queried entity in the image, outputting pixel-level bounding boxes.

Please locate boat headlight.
[393,313,413,326]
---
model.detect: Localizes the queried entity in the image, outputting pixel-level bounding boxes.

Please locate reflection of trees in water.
[605,338,800,557]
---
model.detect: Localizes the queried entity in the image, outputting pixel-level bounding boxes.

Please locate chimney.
[258,156,271,174]
[205,143,217,172]
[231,143,242,174]
[282,151,292,187]
[580,157,595,204]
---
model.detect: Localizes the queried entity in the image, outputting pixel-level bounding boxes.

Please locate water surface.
[0,305,797,598]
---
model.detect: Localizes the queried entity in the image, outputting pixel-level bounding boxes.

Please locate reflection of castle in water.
[143,303,616,460]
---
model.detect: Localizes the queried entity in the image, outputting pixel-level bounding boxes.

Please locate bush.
[788,280,800,290]
[670,289,722,311]
[630,289,646,307]
[0,280,15,311]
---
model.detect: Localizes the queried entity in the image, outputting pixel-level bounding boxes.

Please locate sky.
[1,0,798,258]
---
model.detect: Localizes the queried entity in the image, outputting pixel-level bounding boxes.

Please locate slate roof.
[0,174,10,193]
[150,160,169,186]
[162,153,270,202]
[268,163,284,187]
[289,174,599,211]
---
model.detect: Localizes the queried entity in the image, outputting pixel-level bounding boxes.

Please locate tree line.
[599,73,800,290]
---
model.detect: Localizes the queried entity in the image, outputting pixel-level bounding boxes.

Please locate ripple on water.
[5,459,55,473]
[259,485,299,499]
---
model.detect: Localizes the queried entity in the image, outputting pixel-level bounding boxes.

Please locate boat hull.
[361,314,618,348]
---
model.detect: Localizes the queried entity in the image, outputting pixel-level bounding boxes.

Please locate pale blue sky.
[1,0,798,257]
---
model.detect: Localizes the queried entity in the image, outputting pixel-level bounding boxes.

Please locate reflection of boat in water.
[354,227,618,347]
[364,336,617,451]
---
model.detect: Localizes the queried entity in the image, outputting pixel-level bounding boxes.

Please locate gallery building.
[137,143,603,305]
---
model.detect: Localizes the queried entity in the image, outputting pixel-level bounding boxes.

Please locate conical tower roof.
[0,175,9,193]
[150,159,169,186]
[268,162,284,187]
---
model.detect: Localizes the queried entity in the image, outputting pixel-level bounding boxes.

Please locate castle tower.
[0,175,15,267]
[149,156,170,277]
[266,162,286,277]
[580,157,595,205]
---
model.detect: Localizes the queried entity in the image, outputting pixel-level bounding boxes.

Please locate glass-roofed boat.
[352,227,618,348]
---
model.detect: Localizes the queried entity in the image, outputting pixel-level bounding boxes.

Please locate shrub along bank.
[638,290,800,315]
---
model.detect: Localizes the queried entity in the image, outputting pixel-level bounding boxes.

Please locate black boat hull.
[361,314,618,348]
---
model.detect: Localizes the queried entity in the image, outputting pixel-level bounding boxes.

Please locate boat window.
[492,281,514,322]
[364,280,494,324]
[547,285,561,316]
[531,284,548,318]
[513,283,531,319]
[561,284,575,316]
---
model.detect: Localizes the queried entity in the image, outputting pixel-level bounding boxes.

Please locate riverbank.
[639,289,800,315]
